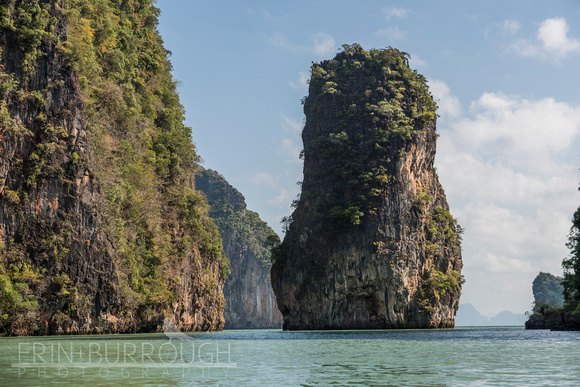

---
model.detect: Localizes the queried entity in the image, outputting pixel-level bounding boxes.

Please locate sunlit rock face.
[271,45,463,330]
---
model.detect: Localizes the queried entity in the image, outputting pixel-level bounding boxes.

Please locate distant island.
[455,304,527,326]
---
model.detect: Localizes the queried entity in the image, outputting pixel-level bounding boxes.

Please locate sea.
[0,327,578,386]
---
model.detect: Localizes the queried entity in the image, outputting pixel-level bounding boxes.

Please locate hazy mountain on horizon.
[455,303,527,326]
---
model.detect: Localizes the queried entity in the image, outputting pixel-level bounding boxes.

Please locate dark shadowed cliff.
[0,0,227,335]
[196,169,282,329]
[271,44,464,330]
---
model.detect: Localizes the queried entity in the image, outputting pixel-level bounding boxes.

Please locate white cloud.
[289,71,309,90]
[267,32,291,49]
[251,172,277,187]
[250,114,304,212]
[251,171,299,210]
[435,85,580,315]
[267,188,292,207]
[440,93,580,197]
[459,93,580,171]
[476,252,533,274]
[312,33,336,57]
[428,79,462,118]
[502,19,521,35]
[280,114,303,133]
[280,116,303,164]
[484,19,521,39]
[375,26,407,41]
[247,8,275,22]
[281,138,301,161]
[409,54,427,68]
[383,7,410,20]
[251,172,293,208]
[267,32,336,57]
[538,18,580,54]
[512,17,580,61]
[460,268,534,315]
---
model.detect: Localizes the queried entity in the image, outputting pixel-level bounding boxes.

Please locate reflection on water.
[0,327,578,386]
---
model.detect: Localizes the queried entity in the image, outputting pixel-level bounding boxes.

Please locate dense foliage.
[563,206,580,316]
[299,44,438,234]
[0,0,227,332]
[531,272,564,312]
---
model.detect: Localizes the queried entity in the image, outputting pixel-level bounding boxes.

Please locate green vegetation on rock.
[0,263,41,334]
[425,269,464,298]
[0,0,226,334]
[532,272,564,312]
[299,44,438,235]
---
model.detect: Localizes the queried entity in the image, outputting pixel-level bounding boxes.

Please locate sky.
[156,0,580,317]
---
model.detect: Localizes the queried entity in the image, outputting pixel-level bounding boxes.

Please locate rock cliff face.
[271,45,463,330]
[0,1,227,335]
[196,169,282,329]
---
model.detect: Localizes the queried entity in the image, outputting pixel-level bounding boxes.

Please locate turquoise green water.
[0,327,578,386]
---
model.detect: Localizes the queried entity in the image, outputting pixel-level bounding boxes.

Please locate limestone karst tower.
[271,45,464,330]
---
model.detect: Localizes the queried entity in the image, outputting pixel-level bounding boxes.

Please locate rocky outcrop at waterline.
[525,308,580,330]
[525,272,580,330]
[271,44,464,330]
[0,1,227,336]
[196,169,283,329]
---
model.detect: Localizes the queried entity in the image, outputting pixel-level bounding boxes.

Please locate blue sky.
[157,1,580,317]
